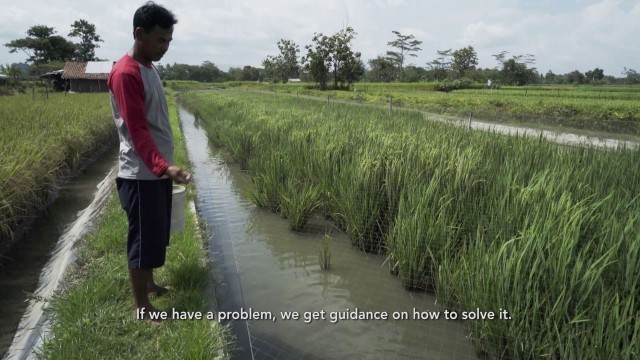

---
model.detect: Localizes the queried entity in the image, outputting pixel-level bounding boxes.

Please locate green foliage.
[263,39,300,83]
[367,55,396,82]
[451,46,478,78]
[157,62,226,82]
[386,30,422,77]
[4,25,76,70]
[302,27,364,89]
[68,19,103,61]
[435,78,473,92]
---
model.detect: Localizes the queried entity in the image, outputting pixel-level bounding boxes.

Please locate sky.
[1,0,639,76]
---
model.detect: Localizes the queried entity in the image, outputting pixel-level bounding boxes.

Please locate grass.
[180,89,639,359]
[37,89,232,359]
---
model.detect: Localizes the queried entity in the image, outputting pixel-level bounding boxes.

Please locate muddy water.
[0,146,117,359]
[179,107,478,360]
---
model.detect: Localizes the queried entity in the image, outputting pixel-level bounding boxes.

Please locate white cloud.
[0,0,638,74]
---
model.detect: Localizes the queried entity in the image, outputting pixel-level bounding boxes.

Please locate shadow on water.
[0,145,118,359]
[179,106,479,360]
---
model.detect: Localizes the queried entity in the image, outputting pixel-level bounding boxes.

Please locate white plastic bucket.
[171,185,187,233]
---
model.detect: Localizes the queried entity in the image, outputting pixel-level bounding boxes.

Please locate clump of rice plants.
[279,180,322,232]
[317,235,332,270]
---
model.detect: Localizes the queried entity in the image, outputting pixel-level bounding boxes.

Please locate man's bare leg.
[147,269,170,296]
[129,268,160,318]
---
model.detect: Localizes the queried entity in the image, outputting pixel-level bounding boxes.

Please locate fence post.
[468,112,473,129]
[389,96,392,115]
[32,86,35,100]
[327,95,330,104]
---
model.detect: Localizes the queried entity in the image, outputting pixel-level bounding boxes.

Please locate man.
[108,1,190,320]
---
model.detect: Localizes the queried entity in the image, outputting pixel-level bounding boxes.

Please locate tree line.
[260,30,640,88]
[3,22,640,88]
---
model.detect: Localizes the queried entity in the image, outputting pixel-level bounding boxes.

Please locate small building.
[0,73,10,85]
[40,70,65,91]
[62,61,112,92]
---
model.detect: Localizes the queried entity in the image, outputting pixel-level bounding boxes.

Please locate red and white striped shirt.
[108,53,174,180]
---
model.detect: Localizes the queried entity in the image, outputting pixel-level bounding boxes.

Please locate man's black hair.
[133,1,177,35]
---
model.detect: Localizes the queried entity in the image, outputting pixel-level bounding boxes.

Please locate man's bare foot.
[148,284,172,297]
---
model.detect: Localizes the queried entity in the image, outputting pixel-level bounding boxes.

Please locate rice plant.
[0,93,114,250]
[180,89,640,359]
[317,235,332,270]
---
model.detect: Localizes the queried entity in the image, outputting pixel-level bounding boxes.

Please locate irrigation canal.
[1,145,118,359]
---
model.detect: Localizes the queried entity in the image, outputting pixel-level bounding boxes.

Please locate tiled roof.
[62,61,111,80]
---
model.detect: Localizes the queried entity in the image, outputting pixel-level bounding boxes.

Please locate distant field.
[208,81,640,136]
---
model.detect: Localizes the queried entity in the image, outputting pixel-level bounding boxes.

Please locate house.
[40,69,65,91]
[61,61,112,92]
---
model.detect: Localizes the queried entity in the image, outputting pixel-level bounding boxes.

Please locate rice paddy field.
[0,92,115,252]
[180,89,639,359]
[225,82,640,137]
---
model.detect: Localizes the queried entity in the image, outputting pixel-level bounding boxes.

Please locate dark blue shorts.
[116,177,172,269]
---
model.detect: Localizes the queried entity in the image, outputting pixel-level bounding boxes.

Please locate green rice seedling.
[245,150,289,212]
[279,179,322,232]
[317,235,332,270]
[331,154,387,253]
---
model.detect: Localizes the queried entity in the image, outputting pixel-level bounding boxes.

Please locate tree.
[241,66,262,81]
[227,67,243,81]
[262,39,300,83]
[566,70,585,85]
[4,25,75,70]
[452,46,478,78]
[428,49,453,81]
[386,31,422,80]
[584,68,604,82]
[302,27,364,89]
[1,63,25,83]
[622,68,640,84]
[367,55,396,82]
[340,57,365,86]
[493,51,538,86]
[68,19,103,61]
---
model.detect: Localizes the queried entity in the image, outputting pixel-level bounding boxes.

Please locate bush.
[435,78,474,92]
